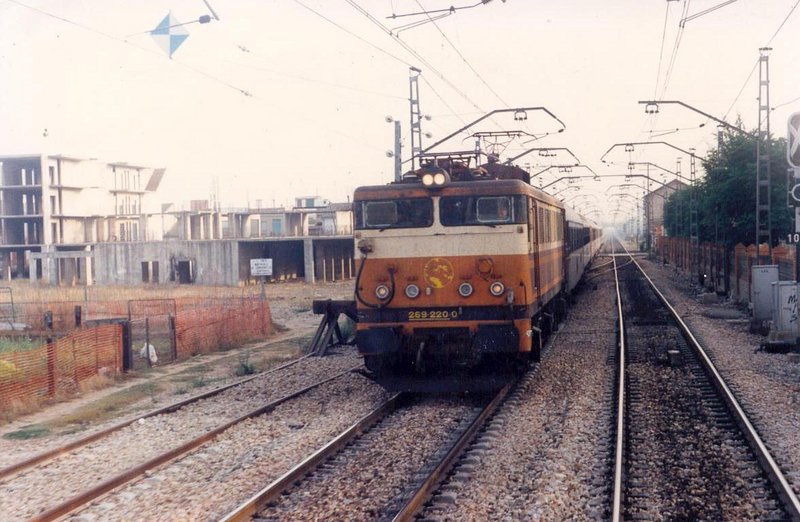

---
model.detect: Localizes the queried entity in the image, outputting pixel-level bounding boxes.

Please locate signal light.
[489,281,505,296]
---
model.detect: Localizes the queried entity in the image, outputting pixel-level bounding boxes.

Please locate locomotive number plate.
[407,309,460,321]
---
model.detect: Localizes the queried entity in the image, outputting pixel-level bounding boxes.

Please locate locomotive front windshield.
[440,195,526,226]
[355,198,433,230]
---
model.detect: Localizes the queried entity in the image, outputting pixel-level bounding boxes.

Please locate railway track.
[220,382,516,521]
[0,355,311,481]
[0,352,363,521]
[610,241,800,521]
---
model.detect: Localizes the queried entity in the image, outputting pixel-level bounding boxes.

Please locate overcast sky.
[1,0,798,222]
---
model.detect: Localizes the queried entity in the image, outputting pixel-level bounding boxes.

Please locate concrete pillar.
[303,238,315,283]
[28,252,36,283]
[85,254,94,286]
[62,258,77,285]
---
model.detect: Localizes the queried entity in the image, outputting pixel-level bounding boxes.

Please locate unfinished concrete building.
[0,154,163,283]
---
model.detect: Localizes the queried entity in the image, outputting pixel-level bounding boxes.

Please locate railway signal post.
[787,112,800,281]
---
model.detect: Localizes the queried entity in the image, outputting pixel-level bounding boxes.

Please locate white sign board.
[250,258,273,277]
[789,111,800,168]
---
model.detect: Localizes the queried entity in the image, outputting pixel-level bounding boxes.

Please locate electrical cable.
[6,0,393,156]
[652,2,672,100]
[226,59,407,101]
[659,0,691,99]
[291,0,416,69]
[773,94,800,111]
[343,0,486,114]
[680,0,739,27]
[5,0,252,97]
[413,0,510,108]
[723,0,800,121]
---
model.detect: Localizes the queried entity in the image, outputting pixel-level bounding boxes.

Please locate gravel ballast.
[638,258,800,498]
[423,261,618,521]
[68,372,389,521]
[0,351,361,521]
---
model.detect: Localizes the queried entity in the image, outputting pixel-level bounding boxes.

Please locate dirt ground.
[0,279,355,442]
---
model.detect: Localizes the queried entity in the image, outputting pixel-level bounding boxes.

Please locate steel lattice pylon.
[755,49,772,263]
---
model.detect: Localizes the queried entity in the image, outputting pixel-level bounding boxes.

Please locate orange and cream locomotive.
[352,159,602,375]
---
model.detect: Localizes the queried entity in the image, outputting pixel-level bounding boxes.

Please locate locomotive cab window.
[440,195,525,226]
[477,197,511,224]
[355,198,433,230]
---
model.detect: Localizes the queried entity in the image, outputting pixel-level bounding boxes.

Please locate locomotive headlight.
[405,284,420,299]
[375,284,391,300]
[489,281,505,296]
[433,172,446,185]
[458,282,473,297]
[422,173,435,186]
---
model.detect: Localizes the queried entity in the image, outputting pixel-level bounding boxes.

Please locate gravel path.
[639,258,800,497]
[422,260,617,521]
[0,350,361,521]
[69,372,388,522]
[259,397,478,522]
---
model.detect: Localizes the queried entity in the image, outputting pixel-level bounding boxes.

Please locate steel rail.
[218,393,405,522]
[30,365,357,522]
[610,240,626,522]
[623,246,800,520]
[392,380,515,521]
[0,354,312,481]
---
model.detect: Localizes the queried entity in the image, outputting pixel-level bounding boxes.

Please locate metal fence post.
[121,321,132,372]
[45,310,55,397]
[46,337,55,397]
[169,314,177,362]
[145,317,151,368]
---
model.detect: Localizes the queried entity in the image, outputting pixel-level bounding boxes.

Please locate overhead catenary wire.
[413,0,510,108]
[289,0,476,144]
[723,0,800,121]
[652,1,672,100]
[5,0,391,158]
[773,94,800,112]
[343,0,486,115]
[291,0,416,69]
[4,0,251,97]
[659,0,691,100]
[679,0,739,27]
[411,0,536,151]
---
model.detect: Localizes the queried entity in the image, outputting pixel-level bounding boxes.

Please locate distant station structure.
[0,154,355,286]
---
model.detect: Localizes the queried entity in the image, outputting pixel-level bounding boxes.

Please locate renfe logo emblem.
[423,257,455,288]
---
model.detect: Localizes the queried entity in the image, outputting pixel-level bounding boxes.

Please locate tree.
[664,129,790,248]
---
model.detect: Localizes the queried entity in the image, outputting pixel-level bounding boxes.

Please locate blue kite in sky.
[150,12,190,59]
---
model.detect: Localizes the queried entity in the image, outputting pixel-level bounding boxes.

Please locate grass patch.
[172,362,211,376]
[0,337,44,354]
[3,424,51,440]
[235,350,257,376]
[43,381,166,429]
[2,396,45,424]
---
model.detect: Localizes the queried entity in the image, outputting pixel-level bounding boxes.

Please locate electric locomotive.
[352,157,601,375]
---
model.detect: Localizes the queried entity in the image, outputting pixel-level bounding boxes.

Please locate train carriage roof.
[565,206,600,229]
[354,178,564,208]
